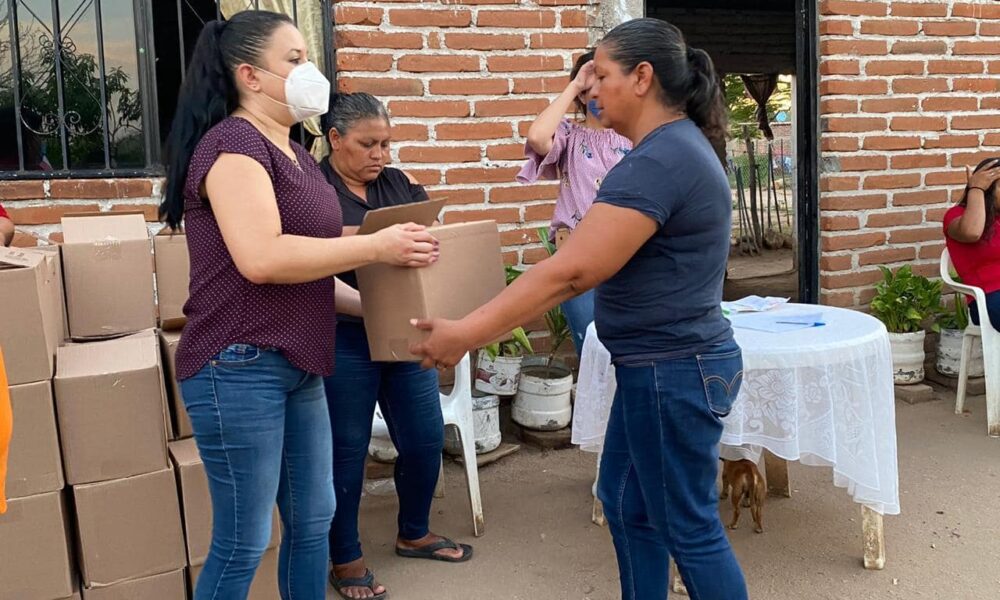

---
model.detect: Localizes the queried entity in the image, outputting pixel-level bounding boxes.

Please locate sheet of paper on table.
[729,308,826,333]
[721,295,790,315]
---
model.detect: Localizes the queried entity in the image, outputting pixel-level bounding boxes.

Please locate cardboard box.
[6,380,64,498]
[0,246,65,385]
[169,439,280,567]
[0,491,75,600]
[154,228,189,330]
[54,331,169,485]
[82,569,186,600]
[73,467,187,588]
[355,203,505,361]
[61,212,156,339]
[189,548,279,600]
[159,330,191,439]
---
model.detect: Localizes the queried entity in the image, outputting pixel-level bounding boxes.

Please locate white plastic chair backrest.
[441,353,472,408]
[940,247,993,331]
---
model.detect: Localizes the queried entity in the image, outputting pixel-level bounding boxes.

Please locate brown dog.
[720,459,765,533]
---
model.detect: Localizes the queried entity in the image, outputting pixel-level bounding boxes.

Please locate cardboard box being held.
[154,227,189,330]
[82,569,186,600]
[6,380,64,498]
[73,467,187,589]
[0,246,65,385]
[355,203,505,361]
[159,330,191,439]
[189,548,279,600]
[0,491,76,600]
[61,212,156,339]
[55,331,169,485]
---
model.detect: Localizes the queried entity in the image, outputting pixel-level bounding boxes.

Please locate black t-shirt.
[318,157,429,319]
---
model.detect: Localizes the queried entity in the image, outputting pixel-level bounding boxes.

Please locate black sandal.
[329,568,388,600]
[395,538,473,563]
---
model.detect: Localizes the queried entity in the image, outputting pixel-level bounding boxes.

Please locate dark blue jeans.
[597,341,748,600]
[324,321,444,565]
[970,290,1000,331]
[180,345,335,600]
[562,288,595,358]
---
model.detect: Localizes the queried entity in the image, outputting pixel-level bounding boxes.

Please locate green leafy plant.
[483,327,533,360]
[870,265,943,334]
[937,293,970,331]
[537,227,573,367]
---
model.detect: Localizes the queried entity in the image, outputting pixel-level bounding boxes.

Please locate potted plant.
[936,287,984,378]
[475,328,533,396]
[870,265,942,384]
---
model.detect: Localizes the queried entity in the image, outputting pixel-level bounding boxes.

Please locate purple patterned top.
[175,117,343,379]
[517,119,632,237]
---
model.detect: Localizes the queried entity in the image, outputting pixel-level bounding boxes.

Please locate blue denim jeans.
[562,289,595,358]
[180,344,335,600]
[970,290,1000,331]
[597,341,748,600]
[323,321,444,565]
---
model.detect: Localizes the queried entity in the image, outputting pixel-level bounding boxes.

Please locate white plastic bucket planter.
[936,328,984,378]
[475,349,523,396]
[444,392,502,456]
[513,364,573,431]
[889,331,926,384]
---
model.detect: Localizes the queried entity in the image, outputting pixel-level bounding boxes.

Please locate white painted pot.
[475,349,524,396]
[888,331,926,384]
[936,328,984,378]
[513,364,573,431]
[444,392,502,456]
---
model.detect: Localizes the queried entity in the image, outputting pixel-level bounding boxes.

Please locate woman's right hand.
[372,223,439,267]
[968,159,1000,191]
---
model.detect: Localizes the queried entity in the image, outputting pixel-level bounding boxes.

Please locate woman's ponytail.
[685,47,728,163]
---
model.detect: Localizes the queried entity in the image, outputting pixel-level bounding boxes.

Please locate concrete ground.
[338,389,1000,600]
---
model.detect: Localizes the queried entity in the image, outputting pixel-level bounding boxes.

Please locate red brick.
[860,20,919,35]
[837,155,888,171]
[397,55,480,73]
[866,210,923,228]
[388,9,472,27]
[925,170,967,186]
[954,3,1000,18]
[821,99,858,114]
[823,136,860,152]
[517,121,534,137]
[427,32,442,50]
[953,115,1000,130]
[335,6,383,26]
[891,77,949,93]
[821,254,854,272]
[922,21,977,36]
[500,228,543,246]
[490,184,559,203]
[822,268,883,289]
[486,143,527,161]
[821,194,887,211]
[561,9,588,27]
[524,203,556,222]
[391,123,429,141]
[501,250,518,265]
[866,60,925,76]
[822,231,887,252]
[820,40,888,56]
[406,169,443,186]
[858,247,917,267]
[890,2,947,17]
[918,243,946,260]
[860,97,918,113]
[398,145,481,163]
[427,188,486,205]
[891,154,948,169]
[110,204,158,221]
[338,77,424,96]
[893,190,949,206]
[952,78,1000,93]
[445,33,524,50]
[388,100,470,118]
[445,166,521,184]
[487,55,564,73]
[921,97,979,112]
[336,52,393,72]
[820,0,888,16]
[982,22,1000,36]
[536,0,588,5]
[923,134,980,149]
[952,151,999,168]
[927,60,984,74]
[429,79,509,96]
[436,122,513,140]
[337,31,423,50]
[521,247,550,264]
[821,290,856,307]
[986,133,1000,146]
[954,42,997,55]
[888,226,940,243]
[529,32,588,49]
[49,179,153,199]
[820,176,860,192]
[443,207,520,224]
[6,204,101,225]
[0,180,45,200]
[890,116,946,132]
[824,117,887,133]
[10,232,39,247]
[821,215,860,231]
[892,40,947,54]
[821,80,889,95]
[477,9,556,28]
[820,60,861,75]
[513,76,570,94]
[820,20,855,35]
[925,208,947,223]
[440,0,517,4]
[862,136,921,150]
[863,173,921,190]
[475,98,551,117]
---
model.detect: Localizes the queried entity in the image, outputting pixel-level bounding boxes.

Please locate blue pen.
[776,321,825,327]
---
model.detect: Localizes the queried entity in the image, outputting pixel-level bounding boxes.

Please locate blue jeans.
[562,288,595,357]
[181,345,336,600]
[597,341,748,600]
[970,290,1000,331]
[324,321,444,565]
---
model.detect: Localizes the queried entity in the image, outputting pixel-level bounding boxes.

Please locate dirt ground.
[338,389,1000,600]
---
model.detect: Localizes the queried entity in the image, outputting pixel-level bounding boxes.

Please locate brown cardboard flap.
[357,199,446,235]
[57,329,160,378]
[83,569,186,600]
[62,212,149,244]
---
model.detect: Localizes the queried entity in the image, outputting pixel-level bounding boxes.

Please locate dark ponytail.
[600,18,728,162]
[159,11,293,229]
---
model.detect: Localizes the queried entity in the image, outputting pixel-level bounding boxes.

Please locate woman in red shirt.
[0,202,13,246]
[944,157,1000,329]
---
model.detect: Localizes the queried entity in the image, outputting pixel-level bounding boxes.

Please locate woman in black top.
[319,93,471,600]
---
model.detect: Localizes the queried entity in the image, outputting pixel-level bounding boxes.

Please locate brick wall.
[818,0,1000,307]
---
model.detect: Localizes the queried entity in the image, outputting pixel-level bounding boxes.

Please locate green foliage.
[536,228,572,362]
[484,327,533,360]
[723,74,792,140]
[937,292,970,331]
[870,265,943,334]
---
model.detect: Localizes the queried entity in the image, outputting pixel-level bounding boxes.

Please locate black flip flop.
[329,568,388,600]
[395,538,473,563]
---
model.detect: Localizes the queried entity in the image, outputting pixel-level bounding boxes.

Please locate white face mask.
[256,62,330,123]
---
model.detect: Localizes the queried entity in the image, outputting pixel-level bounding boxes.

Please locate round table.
[573,304,899,569]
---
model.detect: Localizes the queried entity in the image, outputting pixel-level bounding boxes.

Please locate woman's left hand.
[410,318,472,369]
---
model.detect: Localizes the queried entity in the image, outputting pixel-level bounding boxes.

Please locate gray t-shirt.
[594,119,734,361]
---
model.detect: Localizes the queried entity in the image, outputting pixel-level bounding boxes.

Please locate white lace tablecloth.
[572,304,900,515]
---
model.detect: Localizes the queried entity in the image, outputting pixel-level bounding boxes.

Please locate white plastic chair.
[940,248,1000,437]
[370,352,485,535]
